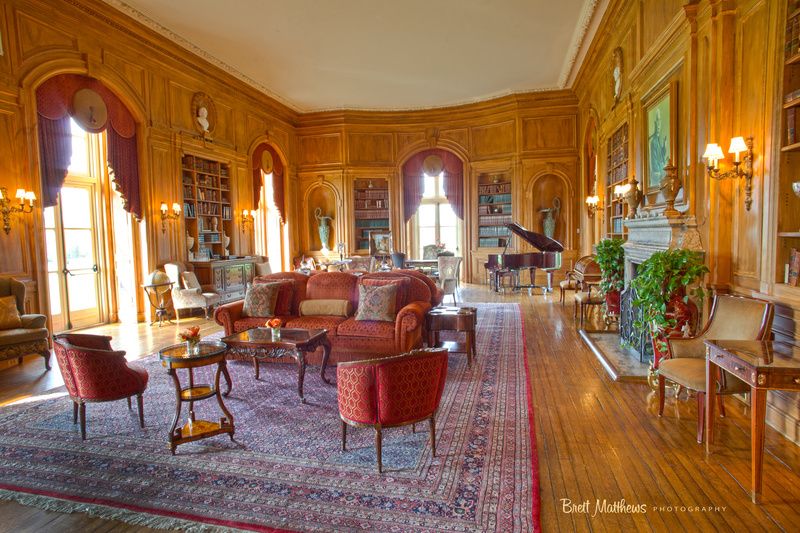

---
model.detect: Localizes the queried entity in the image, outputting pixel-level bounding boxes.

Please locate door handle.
[92,264,99,273]
[62,268,74,277]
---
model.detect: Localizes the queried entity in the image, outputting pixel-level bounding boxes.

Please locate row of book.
[355,199,387,209]
[222,206,232,220]
[355,208,389,219]
[182,155,229,175]
[198,233,221,244]
[478,193,512,205]
[479,237,508,248]
[786,5,800,59]
[478,183,510,195]
[356,190,388,200]
[478,205,510,215]
[197,203,220,216]
[478,226,511,238]
[356,218,390,228]
[478,214,513,226]
[788,108,798,146]
[608,164,629,184]
[183,202,196,218]
[611,218,625,235]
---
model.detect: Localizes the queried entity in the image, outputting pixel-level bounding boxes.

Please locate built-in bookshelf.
[777,2,800,285]
[478,174,512,248]
[182,154,233,260]
[353,178,390,252]
[605,123,629,239]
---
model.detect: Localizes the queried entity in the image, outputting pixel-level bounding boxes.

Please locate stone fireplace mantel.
[622,214,704,284]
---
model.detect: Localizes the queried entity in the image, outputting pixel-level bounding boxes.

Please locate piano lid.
[505,222,564,253]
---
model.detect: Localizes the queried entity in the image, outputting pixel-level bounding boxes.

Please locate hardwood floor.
[0,287,798,531]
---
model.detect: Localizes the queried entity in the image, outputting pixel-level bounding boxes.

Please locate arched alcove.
[304,183,339,252]
[528,172,572,247]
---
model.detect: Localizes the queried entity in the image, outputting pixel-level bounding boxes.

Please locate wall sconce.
[585,195,600,217]
[0,187,36,235]
[613,183,631,199]
[613,176,643,218]
[160,201,181,233]
[703,136,754,211]
[240,209,254,232]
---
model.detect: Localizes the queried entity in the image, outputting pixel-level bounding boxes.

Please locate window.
[414,172,459,258]
[254,171,284,272]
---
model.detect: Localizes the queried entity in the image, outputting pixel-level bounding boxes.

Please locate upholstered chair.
[0,276,50,369]
[422,245,439,260]
[658,294,774,443]
[390,252,406,269]
[53,333,149,440]
[437,256,462,304]
[164,262,221,320]
[337,348,448,473]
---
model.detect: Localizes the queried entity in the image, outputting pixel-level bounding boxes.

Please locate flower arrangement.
[266,318,282,340]
[434,241,447,254]
[179,326,201,353]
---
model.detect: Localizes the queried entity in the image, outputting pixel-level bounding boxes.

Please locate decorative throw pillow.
[361,278,408,310]
[0,296,22,330]
[242,282,280,318]
[355,284,397,322]
[255,279,294,316]
[299,299,353,317]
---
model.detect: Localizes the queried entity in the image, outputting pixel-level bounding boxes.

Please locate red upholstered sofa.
[214,271,432,363]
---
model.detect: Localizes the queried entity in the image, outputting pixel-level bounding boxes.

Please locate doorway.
[43,119,138,332]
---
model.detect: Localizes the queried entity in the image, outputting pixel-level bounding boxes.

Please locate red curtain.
[251,143,285,222]
[36,74,141,219]
[402,148,464,222]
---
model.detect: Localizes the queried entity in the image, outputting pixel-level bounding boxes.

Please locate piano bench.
[574,291,604,328]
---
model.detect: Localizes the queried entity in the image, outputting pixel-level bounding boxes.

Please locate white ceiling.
[105,0,601,112]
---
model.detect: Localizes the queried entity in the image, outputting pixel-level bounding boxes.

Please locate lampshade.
[15,189,25,200]
[242,209,249,217]
[24,191,36,202]
[0,189,4,200]
[702,143,724,161]
[585,195,599,206]
[728,136,747,154]
[171,202,180,213]
[160,202,168,213]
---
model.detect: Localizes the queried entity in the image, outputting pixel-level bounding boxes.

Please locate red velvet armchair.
[337,348,448,473]
[53,333,149,440]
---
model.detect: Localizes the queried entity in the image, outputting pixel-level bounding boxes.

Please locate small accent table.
[426,306,477,368]
[704,340,800,503]
[159,341,234,454]
[222,328,332,403]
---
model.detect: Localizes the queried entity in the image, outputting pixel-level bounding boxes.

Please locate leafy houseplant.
[630,249,708,361]
[594,238,625,315]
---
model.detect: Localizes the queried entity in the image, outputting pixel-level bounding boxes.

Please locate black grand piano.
[484,222,564,293]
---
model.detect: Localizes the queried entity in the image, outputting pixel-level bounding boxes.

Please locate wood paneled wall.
[573,0,798,442]
[0,0,297,319]
[294,95,581,282]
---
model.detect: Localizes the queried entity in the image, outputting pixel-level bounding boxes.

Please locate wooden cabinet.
[182,154,233,259]
[477,174,512,248]
[605,123,629,239]
[353,178,390,252]
[191,259,254,304]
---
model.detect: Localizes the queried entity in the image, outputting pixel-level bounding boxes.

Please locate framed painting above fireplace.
[642,80,677,193]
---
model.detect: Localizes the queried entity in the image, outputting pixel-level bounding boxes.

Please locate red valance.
[402,148,465,222]
[251,143,285,222]
[36,74,141,219]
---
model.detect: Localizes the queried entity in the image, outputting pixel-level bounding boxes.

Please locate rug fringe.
[0,488,243,532]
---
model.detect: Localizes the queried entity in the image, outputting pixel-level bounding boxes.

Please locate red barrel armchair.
[337,348,448,473]
[53,333,149,440]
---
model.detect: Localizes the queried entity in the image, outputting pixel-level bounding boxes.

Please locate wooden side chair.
[558,270,580,305]
[337,348,448,473]
[658,294,774,443]
[574,288,603,328]
[53,333,149,440]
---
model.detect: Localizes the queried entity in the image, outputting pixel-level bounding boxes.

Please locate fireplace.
[618,213,704,360]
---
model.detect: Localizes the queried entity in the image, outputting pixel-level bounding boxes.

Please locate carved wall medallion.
[422,154,444,176]
[191,92,216,135]
[72,88,108,131]
[261,150,274,174]
[611,47,623,104]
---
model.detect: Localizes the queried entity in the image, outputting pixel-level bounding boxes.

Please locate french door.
[45,184,103,331]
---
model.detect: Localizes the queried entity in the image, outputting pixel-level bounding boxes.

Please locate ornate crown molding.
[559,0,603,88]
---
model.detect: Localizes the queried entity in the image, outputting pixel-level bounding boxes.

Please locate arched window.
[414,172,460,257]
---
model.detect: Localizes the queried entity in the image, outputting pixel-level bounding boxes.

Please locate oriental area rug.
[0,303,538,532]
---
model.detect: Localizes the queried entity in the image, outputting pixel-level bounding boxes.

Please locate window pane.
[439,203,457,226]
[67,273,97,312]
[63,229,94,270]
[439,226,458,252]
[68,119,90,175]
[45,229,58,272]
[418,203,436,222]
[43,206,56,229]
[60,187,92,228]
[48,272,61,316]
[422,175,436,198]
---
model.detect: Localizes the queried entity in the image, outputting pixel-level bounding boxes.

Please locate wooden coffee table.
[221,328,332,403]
[159,341,234,454]
[426,306,477,368]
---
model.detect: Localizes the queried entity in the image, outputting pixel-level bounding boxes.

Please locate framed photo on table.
[369,231,392,256]
[642,81,677,193]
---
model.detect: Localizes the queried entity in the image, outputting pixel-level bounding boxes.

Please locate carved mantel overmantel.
[622,213,704,284]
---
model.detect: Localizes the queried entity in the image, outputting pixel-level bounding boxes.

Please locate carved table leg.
[167,368,183,455]
[319,337,333,384]
[220,361,232,397]
[751,387,767,504]
[215,361,235,441]
[296,352,307,403]
[187,368,195,423]
[705,357,718,453]
[252,355,260,380]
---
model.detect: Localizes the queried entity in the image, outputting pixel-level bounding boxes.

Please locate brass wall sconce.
[160,201,181,233]
[585,195,600,217]
[0,187,36,235]
[240,209,254,232]
[703,136,754,211]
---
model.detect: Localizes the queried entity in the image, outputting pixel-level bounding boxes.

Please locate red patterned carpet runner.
[0,303,538,532]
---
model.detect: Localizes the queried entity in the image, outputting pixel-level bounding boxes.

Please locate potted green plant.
[630,248,708,368]
[594,238,625,315]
